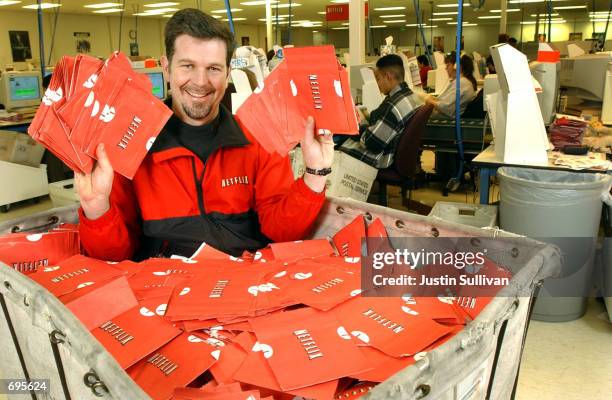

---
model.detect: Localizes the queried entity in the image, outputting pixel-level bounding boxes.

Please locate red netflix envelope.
[232,331,339,399]
[28,255,126,298]
[209,340,248,385]
[331,296,454,357]
[281,261,361,311]
[91,305,181,369]
[235,45,357,156]
[128,332,218,400]
[270,239,335,262]
[248,307,370,391]
[165,269,266,321]
[61,275,138,330]
[0,230,79,274]
[332,215,366,258]
[349,346,416,383]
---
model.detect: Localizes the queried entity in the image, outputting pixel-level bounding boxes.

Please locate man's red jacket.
[79,106,325,260]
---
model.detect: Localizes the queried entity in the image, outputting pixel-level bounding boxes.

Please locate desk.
[473,145,610,204]
[0,119,32,133]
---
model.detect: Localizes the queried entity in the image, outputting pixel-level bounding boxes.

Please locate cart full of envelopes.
[0,197,561,400]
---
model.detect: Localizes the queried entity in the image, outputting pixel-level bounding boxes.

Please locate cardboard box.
[0,130,45,167]
[49,179,80,207]
[291,149,378,202]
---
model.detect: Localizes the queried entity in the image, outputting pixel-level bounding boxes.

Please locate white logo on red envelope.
[345,257,360,263]
[139,307,155,317]
[252,342,274,359]
[187,335,204,343]
[99,105,116,123]
[77,281,94,289]
[334,80,343,97]
[83,74,98,89]
[179,287,190,296]
[155,303,167,316]
[211,349,221,360]
[26,234,43,242]
[145,137,156,151]
[293,272,312,280]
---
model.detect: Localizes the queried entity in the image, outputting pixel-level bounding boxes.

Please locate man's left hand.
[300,116,334,193]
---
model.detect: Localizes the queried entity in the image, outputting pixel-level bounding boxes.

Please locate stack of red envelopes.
[236,45,359,155]
[13,215,512,400]
[0,223,79,274]
[28,52,173,179]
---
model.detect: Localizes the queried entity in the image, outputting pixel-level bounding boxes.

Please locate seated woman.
[419,53,477,119]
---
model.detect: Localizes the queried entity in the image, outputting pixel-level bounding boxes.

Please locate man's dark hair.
[376,54,405,81]
[164,8,236,66]
[417,55,429,66]
[508,37,518,47]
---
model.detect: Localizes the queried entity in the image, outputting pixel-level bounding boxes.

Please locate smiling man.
[76,9,333,260]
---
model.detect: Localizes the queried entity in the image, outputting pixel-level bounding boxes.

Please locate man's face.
[161,34,229,126]
[374,69,393,95]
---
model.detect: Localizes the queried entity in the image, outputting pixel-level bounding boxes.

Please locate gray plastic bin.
[0,200,562,400]
[604,204,612,321]
[498,167,611,322]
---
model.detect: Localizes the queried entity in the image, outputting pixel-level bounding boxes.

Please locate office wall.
[0,9,609,67]
[0,10,269,67]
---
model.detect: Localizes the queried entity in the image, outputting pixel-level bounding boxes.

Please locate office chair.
[375,104,434,207]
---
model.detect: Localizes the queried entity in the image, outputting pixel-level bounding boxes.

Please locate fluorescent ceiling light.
[370,25,387,28]
[84,2,121,8]
[273,3,301,8]
[379,14,404,18]
[241,0,278,5]
[223,17,246,21]
[478,15,501,19]
[0,1,21,5]
[383,19,407,23]
[554,5,587,10]
[93,8,123,13]
[429,17,452,21]
[531,13,559,16]
[317,11,326,14]
[143,2,178,7]
[332,26,348,30]
[406,23,437,28]
[374,7,406,11]
[22,2,60,8]
[313,30,318,32]
[590,11,612,15]
[590,19,611,22]
[509,0,544,3]
[433,11,458,15]
[135,7,177,14]
[447,21,473,25]
[520,19,566,24]
[490,9,520,12]
[437,3,469,7]
[212,8,242,13]
[330,0,349,3]
[463,23,478,26]
[341,22,349,25]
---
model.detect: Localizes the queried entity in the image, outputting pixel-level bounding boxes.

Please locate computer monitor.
[529,60,560,124]
[134,67,167,100]
[560,53,612,101]
[0,71,42,110]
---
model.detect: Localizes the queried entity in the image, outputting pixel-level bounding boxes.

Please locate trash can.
[604,203,612,322]
[498,167,611,322]
[429,201,498,229]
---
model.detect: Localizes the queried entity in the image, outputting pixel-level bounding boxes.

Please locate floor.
[0,151,610,399]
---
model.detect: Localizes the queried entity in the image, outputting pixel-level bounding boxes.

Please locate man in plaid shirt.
[339,54,422,169]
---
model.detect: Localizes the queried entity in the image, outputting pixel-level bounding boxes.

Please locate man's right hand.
[75,143,114,220]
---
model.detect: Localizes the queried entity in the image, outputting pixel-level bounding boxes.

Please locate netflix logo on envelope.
[28,255,126,298]
[91,305,181,369]
[249,307,370,391]
[236,45,358,156]
[0,230,79,274]
[128,332,218,400]
[331,296,453,357]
